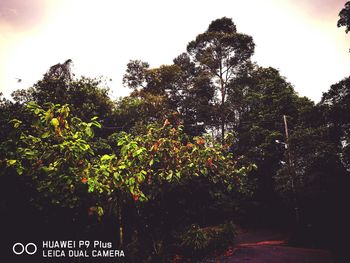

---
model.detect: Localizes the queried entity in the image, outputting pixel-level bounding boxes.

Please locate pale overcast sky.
[0,0,349,102]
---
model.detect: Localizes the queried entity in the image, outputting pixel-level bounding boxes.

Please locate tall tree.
[187,17,255,140]
[123,18,254,139]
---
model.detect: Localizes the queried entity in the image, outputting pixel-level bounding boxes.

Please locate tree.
[1,102,254,255]
[0,93,28,153]
[316,76,350,261]
[110,120,254,259]
[172,53,216,135]
[233,66,314,168]
[112,91,171,133]
[122,18,254,139]
[229,66,315,224]
[11,60,114,124]
[2,103,104,209]
[320,76,350,171]
[123,57,215,136]
[338,1,350,51]
[187,17,255,140]
[338,1,350,33]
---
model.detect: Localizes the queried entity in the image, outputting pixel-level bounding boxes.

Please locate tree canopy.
[1,16,350,262]
[338,1,350,33]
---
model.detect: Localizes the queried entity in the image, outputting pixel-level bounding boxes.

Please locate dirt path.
[207,228,334,263]
[221,245,333,263]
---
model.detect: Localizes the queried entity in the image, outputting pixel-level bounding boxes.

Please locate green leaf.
[129,177,135,185]
[27,101,38,110]
[16,166,24,175]
[41,132,50,139]
[129,141,138,149]
[91,121,101,128]
[51,118,59,128]
[88,183,95,193]
[97,207,104,217]
[101,154,113,162]
[133,148,144,157]
[10,119,22,128]
[85,127,93,137]
[7,159,17,166]
[118,165,126,170]
[113,172,120,180]
[78,144,90,151]
[166,170,173,180]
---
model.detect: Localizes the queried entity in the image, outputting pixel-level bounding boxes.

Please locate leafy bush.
[1,102,253,260]
[175,222,236,260]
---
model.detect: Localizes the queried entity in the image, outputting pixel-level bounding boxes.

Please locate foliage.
[115,119,255,201]
[123,57,215,136]
[225,66,315,223]
[112,120,254,261]
[1,102,254,247]
[12,61,114,123]
[338,1,350,34]
[273,125,338,197]
[2,14,350,262]
[187,17,255,140]
[112,91,171,133]
[176,222,236,260]
[320,76,350,171]
[123,18,255,139]
[2,102,103,208]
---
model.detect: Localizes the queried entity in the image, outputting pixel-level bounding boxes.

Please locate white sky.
[0,0,349,102]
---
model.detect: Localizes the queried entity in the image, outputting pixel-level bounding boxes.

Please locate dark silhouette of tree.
[187,17,255,141]
[44,59,73,82]
[338,1,350,51]
[338,1,350,33]
[320,76,350,172]
[122,60,150,90]
[227,66,315,224]
[11,60,114,123]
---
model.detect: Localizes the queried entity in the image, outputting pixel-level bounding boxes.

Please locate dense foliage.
[1,16,350,262]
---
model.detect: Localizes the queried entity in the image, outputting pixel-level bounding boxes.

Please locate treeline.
[1,17,350,262]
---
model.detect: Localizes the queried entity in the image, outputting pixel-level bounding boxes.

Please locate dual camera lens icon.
[12,243,37,255]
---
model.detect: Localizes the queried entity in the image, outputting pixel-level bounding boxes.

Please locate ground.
[204,228,334,263]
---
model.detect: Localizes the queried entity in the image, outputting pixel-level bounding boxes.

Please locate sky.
[0,0,349,102]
